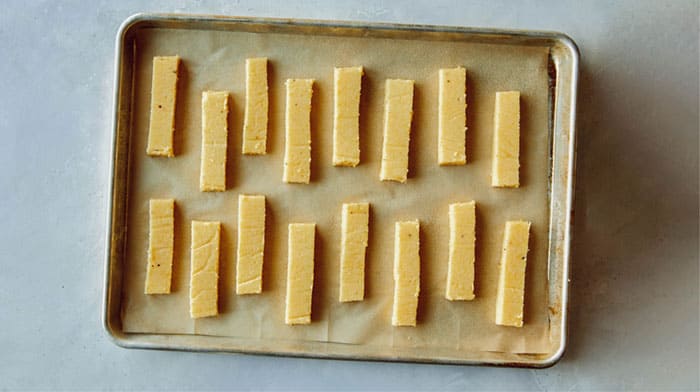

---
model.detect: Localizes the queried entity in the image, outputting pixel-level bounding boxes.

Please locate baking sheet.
[120,26,552,355]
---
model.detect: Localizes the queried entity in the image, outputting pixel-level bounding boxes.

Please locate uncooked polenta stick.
[492,91,521,187]
[147,56,180,157]
[200,91,229,192]
[392,220,420,326]
[190,220,221,319]
[145,198,175,294]
[438,67,467,165]
[285,223,316,324]
[380,79,414,182]
[242,58,268,154]
[236,194,266,295]
[333,66,364,166]
[283,79,314,184]
[339,202,369,302]
[445,201,476,300]
[495,220,531,327]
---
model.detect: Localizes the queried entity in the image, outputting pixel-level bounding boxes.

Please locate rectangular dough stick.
[200,91,229,192]
[339,202,369,302]
[392,220,420,326]
[236,194,266,294]
[491,91,521,187]
[190,221,221,319]
[285,223,316,324]
[147,56,180,157]
[438,67,467,165]
[283,79,314,183]
[380,79,415,182]
[242,58,269,154]
[145,198,175,294]
[495,220,531,327]
[445,201,476,300]
[333,66,364,166]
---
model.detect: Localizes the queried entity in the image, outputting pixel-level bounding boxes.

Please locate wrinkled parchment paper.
[121,26,553,355]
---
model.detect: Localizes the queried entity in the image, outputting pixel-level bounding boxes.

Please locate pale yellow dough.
[190,220,221,319]
[392,220,420,326]
[145,199,174,294]
[495,220,531,327]
[445,201,476,300]
[339,202,369,302]
[147,56,180,157]
[438,67,467,165]
[283,79,314,184]
[492,91,521,187]
[242,58,269,154]
[285,223,316,324]
[200,91,229,192]
[380,79,415,182]
[333,66,364,166]
[236,195,266,295]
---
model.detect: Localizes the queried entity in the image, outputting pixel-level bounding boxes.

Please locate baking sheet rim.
[102,12,579,368]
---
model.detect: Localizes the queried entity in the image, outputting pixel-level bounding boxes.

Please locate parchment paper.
[121,26,552,355]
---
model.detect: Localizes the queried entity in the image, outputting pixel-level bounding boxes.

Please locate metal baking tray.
[103,13,578,368]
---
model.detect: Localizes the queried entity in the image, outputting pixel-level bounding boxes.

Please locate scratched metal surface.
[103,13,577,368]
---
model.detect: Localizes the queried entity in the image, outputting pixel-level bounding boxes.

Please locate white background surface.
[1,0,698,390]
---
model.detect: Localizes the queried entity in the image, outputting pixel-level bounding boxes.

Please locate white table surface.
[1,0,698,390]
